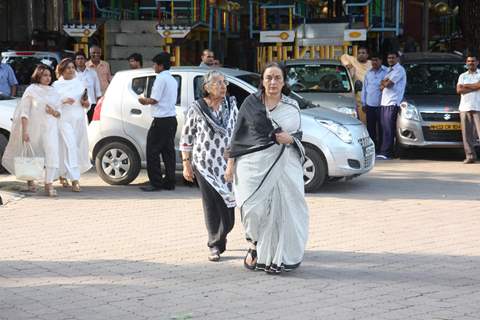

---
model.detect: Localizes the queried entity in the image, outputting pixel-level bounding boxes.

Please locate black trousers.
[379,105,399,157]
[146,117,177,188]
[87,104,96,123]
[194,168,235,253]
[365,105,382,151]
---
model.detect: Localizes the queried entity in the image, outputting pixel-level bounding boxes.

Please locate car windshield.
[237,73,261,88]
[4,56,58,85]
[404,63,466,95]
[285,64,351,93]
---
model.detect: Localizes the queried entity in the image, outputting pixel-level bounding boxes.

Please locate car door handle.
[131,108,142,115]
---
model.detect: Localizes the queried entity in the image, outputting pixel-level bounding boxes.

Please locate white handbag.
[14,143,45,181]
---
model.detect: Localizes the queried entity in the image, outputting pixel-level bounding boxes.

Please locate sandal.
[45,184,58,197]
[71,181,81,192]
[243,248,257,270]
[208,247,220,262]
[59,177,70,188]
[26,181,37,193]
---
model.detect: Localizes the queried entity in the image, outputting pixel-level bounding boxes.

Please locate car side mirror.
[354,80,363,93]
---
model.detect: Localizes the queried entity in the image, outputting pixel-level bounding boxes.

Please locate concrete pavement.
[1,158,480,320]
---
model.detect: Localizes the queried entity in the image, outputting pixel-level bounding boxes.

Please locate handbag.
[14,143,45,181]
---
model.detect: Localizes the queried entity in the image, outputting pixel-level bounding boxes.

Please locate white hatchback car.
[88,66,374,192]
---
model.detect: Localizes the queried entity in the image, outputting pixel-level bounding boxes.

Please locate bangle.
[182,158,190,162]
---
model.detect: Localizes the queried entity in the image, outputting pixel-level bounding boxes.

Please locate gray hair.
[202,70,225,97]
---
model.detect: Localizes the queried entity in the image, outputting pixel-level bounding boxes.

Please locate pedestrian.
[377,51,407,160]
[53,58,92,192]
[86,45,112,96]
[128,53,143,69]
[199,49,215,67]
[362,52,388,150]
[180,70,238,261]
[456,55,480,164]
[139,52,178,192]
[229,62,309,274]
[341,46,372,122]
[1,64,61,196]
[74,51,101,123]
[0,61,18,97]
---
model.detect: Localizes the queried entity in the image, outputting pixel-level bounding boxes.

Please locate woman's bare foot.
[244,244,257,270]
[59,177,70,188]
[26,180,37,193]
[44,183,57,197]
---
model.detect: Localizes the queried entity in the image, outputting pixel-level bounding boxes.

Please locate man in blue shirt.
[138,52,178,191]
[0,62,18,97]
[362,52,387,150]
[378,51,407,160]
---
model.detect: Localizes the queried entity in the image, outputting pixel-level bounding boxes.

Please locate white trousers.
[45,167,58,184]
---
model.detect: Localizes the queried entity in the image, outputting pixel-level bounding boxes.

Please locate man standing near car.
[138,52,178,191]
[456,55,480,164]
[74,51,102,123]
[362,53,387,150]
[341,46,372,122]
[377,51,406,160]
[0,62,18,97]
[86,45,112,96]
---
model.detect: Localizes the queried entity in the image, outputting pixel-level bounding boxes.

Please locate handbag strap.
[21,142,36,157]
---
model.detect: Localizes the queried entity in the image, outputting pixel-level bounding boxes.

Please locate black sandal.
[243,248,257,270]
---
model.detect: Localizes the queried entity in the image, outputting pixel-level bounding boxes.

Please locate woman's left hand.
[275,131,294,145]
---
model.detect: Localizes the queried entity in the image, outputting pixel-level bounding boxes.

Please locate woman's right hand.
[62,98,75,105]
[22,131,30,143]
[183,161,195,182]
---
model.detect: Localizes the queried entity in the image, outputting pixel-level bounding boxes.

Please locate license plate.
[429,122,461,131]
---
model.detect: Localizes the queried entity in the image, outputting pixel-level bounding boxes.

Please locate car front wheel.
[303,145,327,192]
[95,141,141,185]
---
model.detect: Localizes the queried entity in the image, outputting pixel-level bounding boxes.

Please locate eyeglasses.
[210,79,229,86]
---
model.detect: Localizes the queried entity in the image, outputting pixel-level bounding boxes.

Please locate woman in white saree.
[2,65,62,196]
[228,62,309,274]
[53,58,91,192]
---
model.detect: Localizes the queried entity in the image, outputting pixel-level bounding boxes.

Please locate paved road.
[1,157,480,320]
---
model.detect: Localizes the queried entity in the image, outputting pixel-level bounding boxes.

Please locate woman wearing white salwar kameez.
[53,58,91,192]
[1,65,62,196]
[228,62,309,274]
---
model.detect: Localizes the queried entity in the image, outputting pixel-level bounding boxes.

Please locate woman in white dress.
[228,62,309,274]
[2,64,62,196]
[53,58,91,192]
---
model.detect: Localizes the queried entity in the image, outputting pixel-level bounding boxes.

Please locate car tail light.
[92,97,104,121]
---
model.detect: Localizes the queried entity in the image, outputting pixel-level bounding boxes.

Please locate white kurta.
[2,84,61,181]
[52,78,91,180]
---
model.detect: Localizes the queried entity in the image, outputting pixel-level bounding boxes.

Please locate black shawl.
[229,92,277,158]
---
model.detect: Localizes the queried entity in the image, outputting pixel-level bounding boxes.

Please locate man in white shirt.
[378,51,407,160]
[138,52,178,191]
[361,53,388,150]
[456,55,480,164]
[74,51,102,122]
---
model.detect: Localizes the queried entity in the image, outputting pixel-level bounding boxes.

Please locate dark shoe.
[140,185,162,192]
[208,247,220,262]
[463,158,476,164]
[162,184,175,190]
[243,248,257,270]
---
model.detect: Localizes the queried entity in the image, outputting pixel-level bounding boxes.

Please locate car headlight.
[400,102,420,121]
[337,107,358,118]
[316,119,353,144]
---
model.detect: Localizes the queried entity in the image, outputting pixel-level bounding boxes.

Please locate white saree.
[233,96,309,273]
[2,84,61,182]
[52,77,91,180]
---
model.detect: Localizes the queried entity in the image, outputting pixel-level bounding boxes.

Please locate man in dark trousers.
[138,52,178,191]
[377,51,406,160]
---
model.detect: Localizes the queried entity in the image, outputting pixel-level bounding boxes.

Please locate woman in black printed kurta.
[180,70,238,261]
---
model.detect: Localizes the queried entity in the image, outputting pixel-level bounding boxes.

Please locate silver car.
[284,59,362,118]
[88,67,374,192]
[397,53,469,149]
